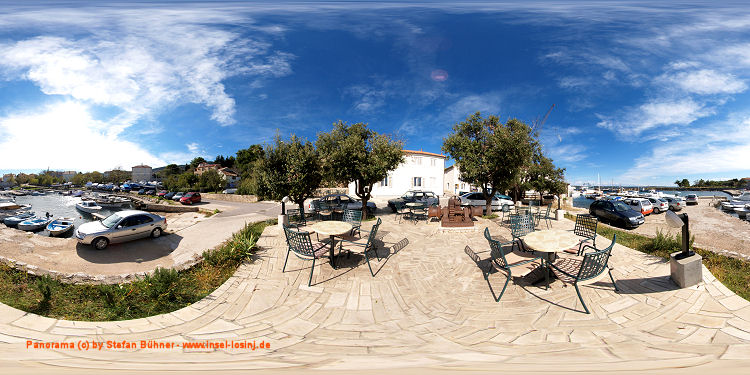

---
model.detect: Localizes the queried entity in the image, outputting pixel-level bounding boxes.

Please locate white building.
[443,165,477,196]
[131,165,153,182]
[348,150,446,197]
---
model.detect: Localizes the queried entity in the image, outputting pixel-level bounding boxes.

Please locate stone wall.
[201,193,258,203]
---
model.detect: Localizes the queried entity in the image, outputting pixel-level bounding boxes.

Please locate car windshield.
[613,202,632,212]
[101,213,122,228]
[659,198,668,203]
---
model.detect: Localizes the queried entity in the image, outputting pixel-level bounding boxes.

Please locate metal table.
[521,229,580,287]
[310,221,353,269]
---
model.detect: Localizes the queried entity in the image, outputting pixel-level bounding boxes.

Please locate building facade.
[62,171,77,182]
[131,165,153,182]
[194,162,221,175]
[443,165,478,196]
[218,168,240,187]
[348,150,446,198]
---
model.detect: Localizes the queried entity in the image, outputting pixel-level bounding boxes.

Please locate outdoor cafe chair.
[536,204,553,229]
[393,201,409,223]
[565,214,598,255]
[550,234,619,314]
[282,225,335,287]
[483,227,543,302]
[340,218,383,277]
[500,204,512,224]
[342,208,363,237]
[410,202,428,224]
[286,208,307,229]
[508,213,536,253]
[312,200,333,221]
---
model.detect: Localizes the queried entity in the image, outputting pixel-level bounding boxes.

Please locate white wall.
[348,154,445,198]
[443,166,474,196]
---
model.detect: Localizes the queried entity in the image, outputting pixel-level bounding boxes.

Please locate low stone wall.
[124,195,199,212]
[201,193,258,203]
[314,187,348,197]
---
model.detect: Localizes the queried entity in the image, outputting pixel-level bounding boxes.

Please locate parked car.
[664,196,685,211]
[163,191,176,200]
[589,200,645,228]
[222,188,238,194]
[75,210,167,250]
[180,192,201,205]
[145,189,156,195]
[387,190,440,212]
[137,188,147,195]
[172,192,185,201]
[311,193,377,215]
[459,192,514,211]
[156,190,167,197]
[685,194,699,205]
[646,197,669,214]
[623,198,654,216]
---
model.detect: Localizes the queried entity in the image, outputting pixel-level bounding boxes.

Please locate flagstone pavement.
[1,213,750,374]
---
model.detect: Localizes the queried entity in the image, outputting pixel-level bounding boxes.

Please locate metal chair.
[282,225,333,286]
[316,201,333,221]
[286,208,306,229]
[550,234,619,314]
[500,204,512,224]
[393,201,408,223]
[483,227,544,302]
[536,204,553,229]
[340,218,383,276]
[508,213,536,253]
[342,209,362,237]
[565,214,598,255]
[409,202,428,224]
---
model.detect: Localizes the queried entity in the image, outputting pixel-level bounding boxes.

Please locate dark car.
[589,200,645,228]
[163,191,175,200]
[137,188,147,195]
[387,190,440,212]
[179,192,201,205]
[309,193,376,215]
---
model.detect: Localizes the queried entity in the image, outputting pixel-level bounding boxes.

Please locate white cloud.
[597,99,710,137]
[186,143,200,153]
[667,69,746,94]
[0,102,163,172]
[345,84,388,113]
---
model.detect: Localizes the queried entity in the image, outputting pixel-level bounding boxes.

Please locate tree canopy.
[317,121,404,219]
[442,112,537,215]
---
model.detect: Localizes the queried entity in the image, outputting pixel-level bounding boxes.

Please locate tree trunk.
[485,197,493,216]
[361,197,369,220]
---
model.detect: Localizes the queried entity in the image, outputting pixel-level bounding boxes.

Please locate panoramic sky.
[1,1,749,186]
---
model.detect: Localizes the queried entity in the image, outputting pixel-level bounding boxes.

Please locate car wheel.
[151,227,162,238]
[93,237,109,250]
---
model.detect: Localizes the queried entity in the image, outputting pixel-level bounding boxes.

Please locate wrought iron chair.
[483,227,544,302]
[340,218,383,276]
[286,208,307,229]
[536,204,553,229]
[550,234,619,314]
[508,213,536,253]
[342,209,362,237]
[565,214,598,255]
[500,204,512,225]
[409,202,428,224]
[393,201,408,223]
[282,225,334,286]
[312,200,333,221]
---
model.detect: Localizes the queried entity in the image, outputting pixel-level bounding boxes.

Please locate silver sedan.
[75,210,167,250]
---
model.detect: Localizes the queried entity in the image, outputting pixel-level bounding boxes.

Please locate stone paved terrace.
[1,213,750,374]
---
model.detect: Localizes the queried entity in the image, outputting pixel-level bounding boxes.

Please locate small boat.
[46,218,75,236]
[18,217,52,231]
[72,190,84,197]
[3,211,36,227]
[76,200,102,213]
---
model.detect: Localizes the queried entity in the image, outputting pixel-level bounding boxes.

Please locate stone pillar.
[278,214,288,230]
[670,251,702,288]
[555,209,566,221]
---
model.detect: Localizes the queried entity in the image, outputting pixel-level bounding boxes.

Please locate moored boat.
[76,200,102,213]
[18,217,52,231]
[3,211,36,227]
[46,218,75,236]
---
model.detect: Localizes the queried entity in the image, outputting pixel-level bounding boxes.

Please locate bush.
[35,275,54,312]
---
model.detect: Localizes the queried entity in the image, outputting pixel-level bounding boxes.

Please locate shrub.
[35,275,54,312]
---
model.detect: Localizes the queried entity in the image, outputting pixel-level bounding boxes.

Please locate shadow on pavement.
[75,233,184,264]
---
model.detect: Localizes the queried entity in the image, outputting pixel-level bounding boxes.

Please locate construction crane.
[532,104,555,132]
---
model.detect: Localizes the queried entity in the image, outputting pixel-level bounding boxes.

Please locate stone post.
[555,209,566,221]
[278,214,288,230]
[670,251,702,288]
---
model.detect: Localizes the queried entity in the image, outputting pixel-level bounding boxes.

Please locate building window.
[381,176,389,187]
[412,177,422,187]
[431,159,436,167]
[414,157,422,165]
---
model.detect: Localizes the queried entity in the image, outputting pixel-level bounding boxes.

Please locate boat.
[75,200,102,213]
[46,218,75,236]
[721,191,750,210]
[72,190,84,197]
[17,217,52,231]
[3,211,36,227]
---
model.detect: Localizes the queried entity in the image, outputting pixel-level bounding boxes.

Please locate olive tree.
[317,121,404,220]
[442,112,537,216]
[254,135,322,213]
[525,152,566,207]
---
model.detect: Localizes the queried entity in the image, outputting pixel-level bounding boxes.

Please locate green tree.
[254,135,322,213]
[443,113,537,215]
[15,173,31,185]
[177,172,198,190]
[317,121,404,219]
[198,169,225,192]
[107,169,131,184]
[525,152,566,206]
[189,157,207,170]
[235,145,264,176]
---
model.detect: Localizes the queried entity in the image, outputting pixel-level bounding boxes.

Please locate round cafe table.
[521,229,580,287]
[310,221,353,269]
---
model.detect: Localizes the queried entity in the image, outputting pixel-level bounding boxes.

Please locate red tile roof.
[403,149,446,158]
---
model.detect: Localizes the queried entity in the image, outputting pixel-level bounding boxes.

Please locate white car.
[685,194,699,205]
[647,197,669,214]
[75,210,167,250]
[459,192,513,211]
[664,196,685,211]
[623,198,654,215]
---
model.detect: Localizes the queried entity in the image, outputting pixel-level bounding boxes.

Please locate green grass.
[482,214,499,220]
[0,219,275,321]
[565,213,750,301]
[203,208,222,217]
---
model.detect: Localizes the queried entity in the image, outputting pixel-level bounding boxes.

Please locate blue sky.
[1,1,750,186]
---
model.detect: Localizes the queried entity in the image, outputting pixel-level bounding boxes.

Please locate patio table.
[406,202,426,223]
[310,221,353,269]
[521,229,580,287]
